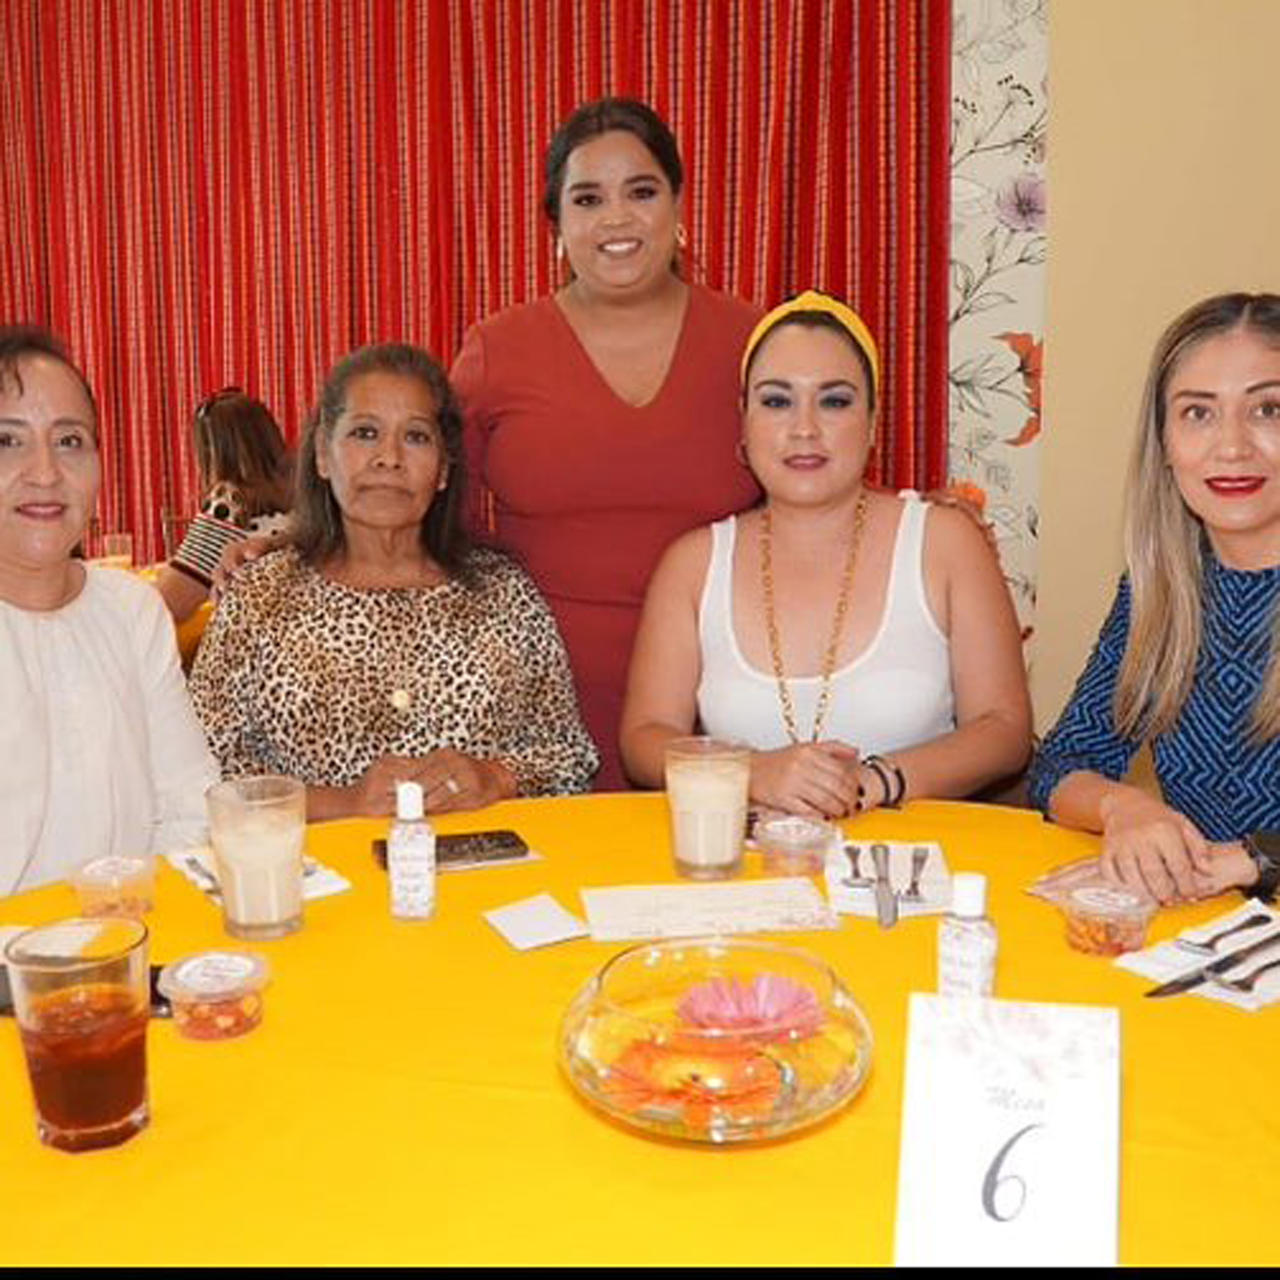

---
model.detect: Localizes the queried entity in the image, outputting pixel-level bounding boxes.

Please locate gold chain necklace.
[759,493,869,743]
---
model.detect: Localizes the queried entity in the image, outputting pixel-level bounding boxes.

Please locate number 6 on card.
[893,994,1119,1267]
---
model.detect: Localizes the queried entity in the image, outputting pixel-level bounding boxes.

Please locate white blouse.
[0,567,218,895]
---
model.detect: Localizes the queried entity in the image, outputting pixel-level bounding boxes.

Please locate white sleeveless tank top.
[695,496,955,754]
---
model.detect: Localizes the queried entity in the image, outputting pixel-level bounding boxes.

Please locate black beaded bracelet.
[864,754,906,809]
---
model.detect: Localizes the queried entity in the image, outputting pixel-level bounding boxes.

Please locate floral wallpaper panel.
[949,0,1048,643]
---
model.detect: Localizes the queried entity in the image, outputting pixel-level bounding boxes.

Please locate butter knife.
[1144,929,1280,998]
[870,843,898,929]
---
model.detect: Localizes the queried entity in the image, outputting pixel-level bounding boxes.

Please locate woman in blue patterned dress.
[1029,293,1280,905]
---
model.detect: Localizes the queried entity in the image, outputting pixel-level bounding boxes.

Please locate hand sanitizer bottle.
[388,781,436,921]
[938,872,997,997]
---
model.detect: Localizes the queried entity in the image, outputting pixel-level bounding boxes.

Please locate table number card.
[894,993,1120,1267]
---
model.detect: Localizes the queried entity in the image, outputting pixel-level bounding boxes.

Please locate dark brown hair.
[0,325,99,431]
[192,388,291,517]
[292,343,472,580]
[542,96,684,226]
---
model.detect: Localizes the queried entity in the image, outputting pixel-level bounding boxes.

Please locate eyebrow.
[0,415,91,427]
[1171,379,1280,399]
[564,172,664,192]
[751,377,860,392]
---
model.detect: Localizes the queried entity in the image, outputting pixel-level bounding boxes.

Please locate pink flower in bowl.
[677,973,824,1044]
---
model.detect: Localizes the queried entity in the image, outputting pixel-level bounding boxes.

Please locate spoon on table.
[1174,911,1273,956]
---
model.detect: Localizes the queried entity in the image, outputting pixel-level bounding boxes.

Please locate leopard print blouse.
[188,546,599,795]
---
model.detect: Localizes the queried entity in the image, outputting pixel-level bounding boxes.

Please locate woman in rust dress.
[452,97,761,790]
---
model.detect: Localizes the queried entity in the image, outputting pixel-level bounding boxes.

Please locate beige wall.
[1036,0,1280,729]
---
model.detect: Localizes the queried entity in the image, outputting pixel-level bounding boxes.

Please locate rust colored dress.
[452,283,762,790]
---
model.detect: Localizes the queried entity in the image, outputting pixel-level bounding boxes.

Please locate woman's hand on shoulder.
[1098,787,1214,903]
[210,532,283,601]
[749,741,862,819]
[921,484,998,554]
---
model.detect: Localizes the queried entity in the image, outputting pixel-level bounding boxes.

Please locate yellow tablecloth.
[0,796,1274,1266]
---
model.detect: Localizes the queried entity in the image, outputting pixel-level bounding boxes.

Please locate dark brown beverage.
[18,982,149,1152]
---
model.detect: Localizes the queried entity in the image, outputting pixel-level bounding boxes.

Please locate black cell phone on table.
[0,964,172,1019]
[372,829,530,870]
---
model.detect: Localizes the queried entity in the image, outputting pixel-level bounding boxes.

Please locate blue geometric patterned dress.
[1028,557,1280,840]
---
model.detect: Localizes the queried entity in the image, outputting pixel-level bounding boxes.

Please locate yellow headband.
[739,289,880,395]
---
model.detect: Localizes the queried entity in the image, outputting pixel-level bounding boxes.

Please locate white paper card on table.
[483,893,588,951]
[894,993,1119,1268]
[824,840,950,919]
[580,877,838,942]
[1114,900,1280,1011]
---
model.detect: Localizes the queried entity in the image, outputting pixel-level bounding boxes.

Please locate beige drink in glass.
[206,776,306,940]
[664,737,750,879]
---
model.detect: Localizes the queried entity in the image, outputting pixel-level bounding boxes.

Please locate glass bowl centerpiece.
[559,938,873,1145]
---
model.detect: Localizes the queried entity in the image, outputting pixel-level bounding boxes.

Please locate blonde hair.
[1116,292,1280,740]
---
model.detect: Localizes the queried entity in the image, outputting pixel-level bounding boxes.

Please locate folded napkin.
[1114,900,1280,1011]
[165,846,352,902]
[824,840,951,919]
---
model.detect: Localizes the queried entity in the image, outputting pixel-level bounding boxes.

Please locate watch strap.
[1242,831,1280,903]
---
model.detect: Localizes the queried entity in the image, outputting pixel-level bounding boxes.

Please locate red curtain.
[0,0,950,562]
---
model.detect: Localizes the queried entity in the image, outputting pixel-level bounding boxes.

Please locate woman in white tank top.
[620,291,1031,818]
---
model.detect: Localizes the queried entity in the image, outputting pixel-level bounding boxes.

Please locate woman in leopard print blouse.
[189,343,598,817]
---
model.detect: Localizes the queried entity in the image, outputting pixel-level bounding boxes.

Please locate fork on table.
[1213,956,1280,995]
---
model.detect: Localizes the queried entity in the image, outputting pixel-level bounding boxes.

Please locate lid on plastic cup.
[950,872,988,918]
[1066,886,1153,918]
[157,950,270,1003]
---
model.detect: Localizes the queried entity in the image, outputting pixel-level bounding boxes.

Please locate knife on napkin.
[870,842,898,929]
[1144,929,1280,998]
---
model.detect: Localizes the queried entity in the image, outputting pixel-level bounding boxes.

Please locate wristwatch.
[1241,830,1280,903]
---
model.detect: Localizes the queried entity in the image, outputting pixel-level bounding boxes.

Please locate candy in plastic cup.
[158,950,269,1041]
[1060,886,1157,956]
[71,854,156,919]
[755,814,836,876]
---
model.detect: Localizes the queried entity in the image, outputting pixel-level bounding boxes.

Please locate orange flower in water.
[603,1033,787,1134]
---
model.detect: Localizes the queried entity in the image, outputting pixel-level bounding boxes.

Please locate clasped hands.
[749,741,893,820]
[348,750,514,817]
[1099,789,1257,905]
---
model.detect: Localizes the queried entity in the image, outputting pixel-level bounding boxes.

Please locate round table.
[0,795,1273,1265]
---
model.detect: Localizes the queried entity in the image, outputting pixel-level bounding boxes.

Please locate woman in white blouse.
[620,292,1031,817]
[0,327,217,894]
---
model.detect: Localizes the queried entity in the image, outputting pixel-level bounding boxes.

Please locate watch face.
[1248,831,1280,864]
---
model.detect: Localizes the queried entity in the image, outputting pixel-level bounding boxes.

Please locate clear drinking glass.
[206,775,306,940]
[663,737,750,880]
[5,918,151,1152]
[96,531,134,569]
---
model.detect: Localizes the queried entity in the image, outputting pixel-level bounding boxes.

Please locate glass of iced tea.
[4,917,151,1152]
